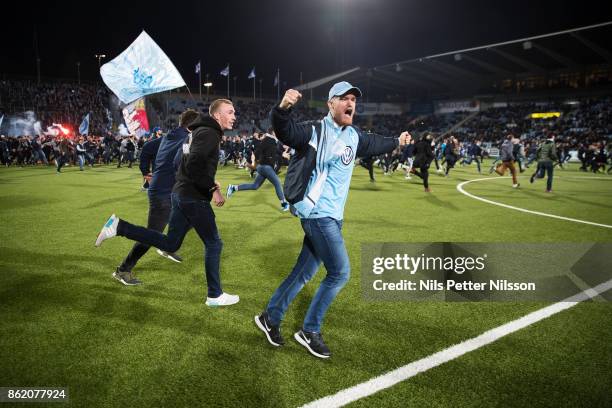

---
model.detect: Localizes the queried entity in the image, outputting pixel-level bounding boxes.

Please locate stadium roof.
[296,21,612,102]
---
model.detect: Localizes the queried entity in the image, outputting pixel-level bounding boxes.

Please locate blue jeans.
[34,148,48,165]
[537,161,554,191]
[117,192,223,297]
[266,217,350,332]
[237,164,285,201]
[77,154,85,170]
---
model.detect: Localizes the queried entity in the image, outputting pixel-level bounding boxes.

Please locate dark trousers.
[537,161,554,191]
[360,158,375,181]
[56,153,68,171]
[445,156,457,175]
[117,192,223,297]
[119,194,172,272]
[413,164,430,188]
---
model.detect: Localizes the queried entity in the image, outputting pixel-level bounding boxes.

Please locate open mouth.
[344,108,353,117]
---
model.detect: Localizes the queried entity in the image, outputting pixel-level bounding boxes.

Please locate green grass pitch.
[1,162,611,407]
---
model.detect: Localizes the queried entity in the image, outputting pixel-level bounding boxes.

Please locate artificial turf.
[0,161,610,407]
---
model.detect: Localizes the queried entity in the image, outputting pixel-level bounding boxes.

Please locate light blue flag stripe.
[79,113,90,136]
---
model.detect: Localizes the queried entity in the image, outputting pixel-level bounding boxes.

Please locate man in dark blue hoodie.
[112,109,199,285]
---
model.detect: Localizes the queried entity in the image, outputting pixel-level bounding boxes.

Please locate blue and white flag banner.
[100,30,186,104]
[79,113,90,136]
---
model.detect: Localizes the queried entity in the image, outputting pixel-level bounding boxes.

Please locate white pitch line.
[301,278,612,408]
[456,177,612,229]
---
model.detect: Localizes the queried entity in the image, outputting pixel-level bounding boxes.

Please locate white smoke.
[118,123,130,136]
[7,111,42,137]
[44,126,60,137]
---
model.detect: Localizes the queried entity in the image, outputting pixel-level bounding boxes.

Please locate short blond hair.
[209,99,233,116]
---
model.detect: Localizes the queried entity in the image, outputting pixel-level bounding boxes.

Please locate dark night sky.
[1,0,609,93]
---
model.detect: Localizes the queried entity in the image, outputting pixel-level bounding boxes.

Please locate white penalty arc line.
[301,278,612,408]
[456,177,612,229]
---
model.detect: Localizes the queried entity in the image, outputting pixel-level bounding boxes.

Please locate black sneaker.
[112,268,143,286]
[294,329,331,359]
[530,174,535,184]
[254,312,285,346]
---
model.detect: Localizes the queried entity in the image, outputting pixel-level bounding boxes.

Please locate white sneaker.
[226,184,237,199]
[405,175,412,180]
[205,292,239,307]
[95,214,118,247]
[156,249,183,263]
[512,183,520,189]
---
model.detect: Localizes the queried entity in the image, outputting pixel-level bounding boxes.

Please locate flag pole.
[276,68,280,100]
[198,61,202,100]
[227,63,230,98]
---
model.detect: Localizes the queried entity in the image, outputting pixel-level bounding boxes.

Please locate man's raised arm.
[270,89,314,150]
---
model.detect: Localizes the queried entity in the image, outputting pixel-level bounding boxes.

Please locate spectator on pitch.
[466,139,483,173]
[76,136,87,171]
[95,100,239,307]
[530,135,558,192]
[85,136,97,166]
[401,139,415,179]
[139,130,163,191]
[411,133,435,192]
[226,131,290,212]
[31,136,49,165]
[495,134,520,188]
[358,155,376,182]
[254,82,410,359]
[56,138,72,173]
[512,137,526,173]
[444,135,459,177]
[0,135,8,166]
[125,135,136,168]
[112,110,198,285]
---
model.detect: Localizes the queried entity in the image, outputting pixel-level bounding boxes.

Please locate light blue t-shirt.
[294,113,359,221]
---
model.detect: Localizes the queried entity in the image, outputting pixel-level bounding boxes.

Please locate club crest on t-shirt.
[341,146,354,165]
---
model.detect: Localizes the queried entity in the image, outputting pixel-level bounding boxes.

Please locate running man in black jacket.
[226,131,290,211]
[96,99,239,307]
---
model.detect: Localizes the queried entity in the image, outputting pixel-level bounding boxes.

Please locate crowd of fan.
[1,78,610,174]
[0,132,146,171]
[0,79,111,135]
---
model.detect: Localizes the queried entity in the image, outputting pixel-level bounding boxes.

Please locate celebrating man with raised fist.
[255,81,411,358]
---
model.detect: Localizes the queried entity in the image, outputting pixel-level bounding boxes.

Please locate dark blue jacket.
[148,127,189,197]
[139,137,162,176]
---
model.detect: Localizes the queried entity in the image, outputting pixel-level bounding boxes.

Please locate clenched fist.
[279,89,302,110]
[399,131,412,146]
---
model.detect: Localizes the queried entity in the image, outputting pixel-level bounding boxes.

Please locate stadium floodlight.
[94,54,107,70]
[204,82,213,101]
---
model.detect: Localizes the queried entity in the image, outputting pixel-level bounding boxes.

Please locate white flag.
[100,30,186,104]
